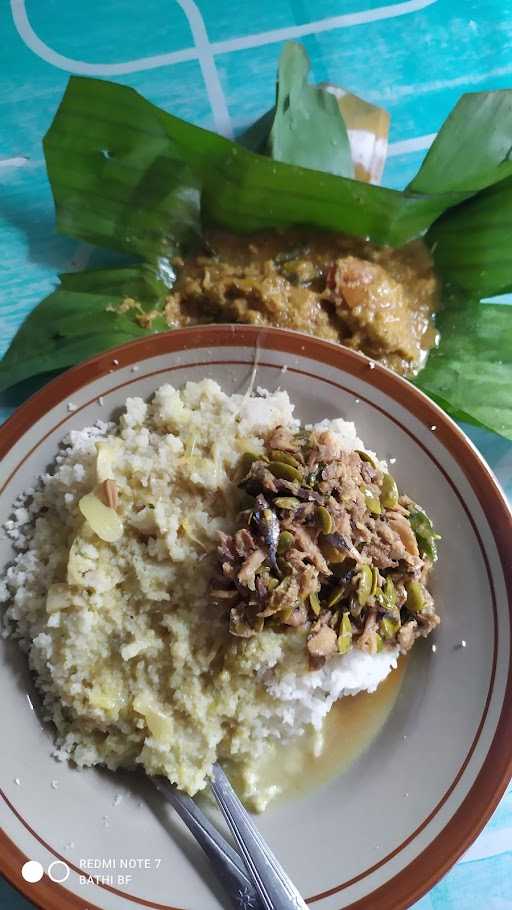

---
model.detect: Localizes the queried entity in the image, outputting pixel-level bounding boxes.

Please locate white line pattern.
[176,0,233,137]
[11,0,438,142]
[374,61,512,103]
[10,0,197,75]
[388,133,437,156]
[212,0,438,53]
[0,156,29,168]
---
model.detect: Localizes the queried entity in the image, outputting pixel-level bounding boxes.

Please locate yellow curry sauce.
[163,229,440,376]
[225,654,409,810]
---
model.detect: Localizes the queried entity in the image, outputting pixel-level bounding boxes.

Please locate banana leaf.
[240,42,389,184]
[415,294,512,438]
[240,42,354,179]
[44,74,512,285]
[409,92,512,194]
[3,47,512,441]
[427,175,512,297]
[0,266,168,391]
[44,76,471,258]
[411,90,512,298]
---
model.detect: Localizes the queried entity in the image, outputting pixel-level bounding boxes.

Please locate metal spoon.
[154,777,262,910]
[210,763,308,910]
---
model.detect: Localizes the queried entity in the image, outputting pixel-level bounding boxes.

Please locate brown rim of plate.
[0,325,511,910]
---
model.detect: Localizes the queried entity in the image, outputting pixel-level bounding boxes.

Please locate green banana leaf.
[44,75,470,258]
[43,73,512,288]
[409,91,512,194]
[0,266,168,392]
[3,44,512,441]
[415,295,512,438]
[427,175,512,297]
[241,42,354,178]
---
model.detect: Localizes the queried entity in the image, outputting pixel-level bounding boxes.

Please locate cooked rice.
[1,380,396,809]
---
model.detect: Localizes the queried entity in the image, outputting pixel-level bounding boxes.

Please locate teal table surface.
[1,2,511,909]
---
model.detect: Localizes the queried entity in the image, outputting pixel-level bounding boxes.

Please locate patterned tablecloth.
[1,1,511,908]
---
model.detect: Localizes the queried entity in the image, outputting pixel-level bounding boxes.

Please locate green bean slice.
[236,451,266,482]
[356,450,378,467]
[380,616,400,640]
[277,530,295,555]
[338,612,353,654]
[309,591,321,616]
[406,580,426,613]
[362,486,382,515]
[381,473,399,509]
[269,461,302,482]
[319,540,347,563]
[327,585,346,609]
[409,507,442,562]
[274,497,300,510]
[377,577,398,616]
[269,450,301,468]
[370,566,380,597]
[357,564,373,606]
[317,505,334,534]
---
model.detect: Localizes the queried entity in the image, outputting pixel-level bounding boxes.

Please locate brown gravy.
[159,229,439,377]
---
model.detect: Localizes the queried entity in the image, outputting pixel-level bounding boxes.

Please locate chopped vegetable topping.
[337,612,353,654]
[209,428,440,666]
[381,473,399,509]
[408,507,442,561]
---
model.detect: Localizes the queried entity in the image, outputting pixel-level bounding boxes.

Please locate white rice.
[267,649,397,732]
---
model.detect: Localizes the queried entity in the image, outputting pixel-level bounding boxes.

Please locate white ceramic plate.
[1,325,511,910]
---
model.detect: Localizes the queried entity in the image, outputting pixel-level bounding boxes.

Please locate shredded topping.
[209,428,440,667]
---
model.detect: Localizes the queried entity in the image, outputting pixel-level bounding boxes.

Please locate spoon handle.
[210,764,308,910]
[154,777,262,910]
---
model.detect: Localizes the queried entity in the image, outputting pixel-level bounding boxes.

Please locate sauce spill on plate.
[235,655,409,809]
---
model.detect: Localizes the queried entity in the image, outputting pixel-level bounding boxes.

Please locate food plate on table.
[1,325,511,910]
